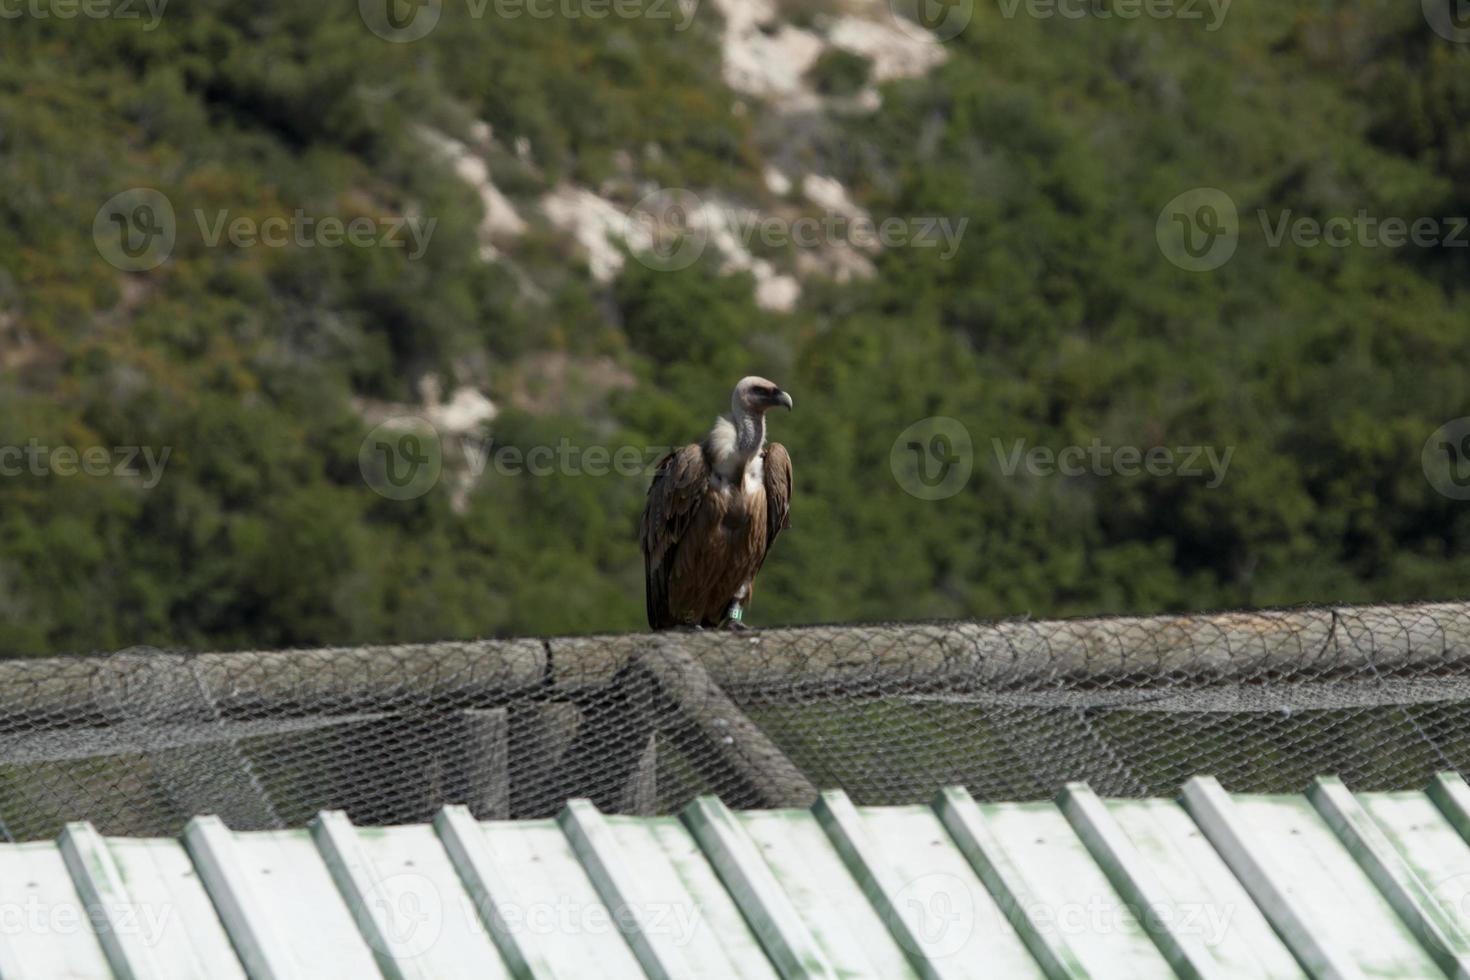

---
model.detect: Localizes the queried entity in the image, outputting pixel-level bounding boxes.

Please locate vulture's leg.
[723,599,748,631]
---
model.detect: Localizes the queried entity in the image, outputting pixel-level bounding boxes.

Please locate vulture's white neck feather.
[708,412,765,492]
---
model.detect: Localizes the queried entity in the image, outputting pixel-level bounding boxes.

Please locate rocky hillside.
[0,0,1467,654]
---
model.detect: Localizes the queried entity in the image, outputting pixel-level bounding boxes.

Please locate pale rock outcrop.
[419,2,952,311]
[419,128,527,261]
[827,12,946,83]
[540,186,802,312]
[764,166,794,196]
[711,0,947,107]
[711,0,826,106]
[802,174,868,221]
[540,185,652,283]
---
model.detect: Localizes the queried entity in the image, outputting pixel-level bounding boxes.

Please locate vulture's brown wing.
[762,442,793,555]
[641,444,708,628]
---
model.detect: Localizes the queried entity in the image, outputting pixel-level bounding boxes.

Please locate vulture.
[641,376,794,630]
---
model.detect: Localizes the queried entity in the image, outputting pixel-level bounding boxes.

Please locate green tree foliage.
[0,0,1467,656]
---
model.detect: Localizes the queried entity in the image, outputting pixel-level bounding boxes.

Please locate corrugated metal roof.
[8,775,1470,977]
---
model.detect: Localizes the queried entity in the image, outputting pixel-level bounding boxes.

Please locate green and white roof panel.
[6,775,1470,978]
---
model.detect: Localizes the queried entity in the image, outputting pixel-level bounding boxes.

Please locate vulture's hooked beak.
[773,389,794,411]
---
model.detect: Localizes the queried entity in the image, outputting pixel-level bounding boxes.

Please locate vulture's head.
[732,376,794,415]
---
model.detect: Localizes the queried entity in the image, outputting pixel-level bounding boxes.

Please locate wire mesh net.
[1,602,1469,841]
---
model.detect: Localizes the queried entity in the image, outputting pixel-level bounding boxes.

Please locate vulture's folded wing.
[762,442,793,555]
[641,444,707,628]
